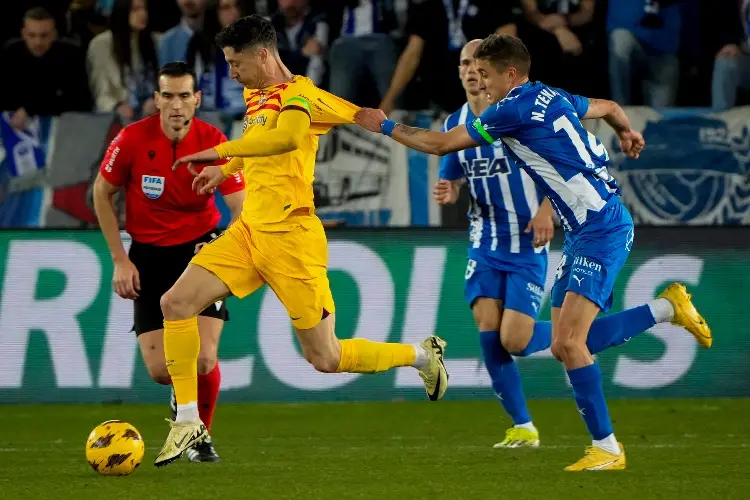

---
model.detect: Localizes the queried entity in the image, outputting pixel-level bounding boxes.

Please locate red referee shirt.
[99,115,245,246]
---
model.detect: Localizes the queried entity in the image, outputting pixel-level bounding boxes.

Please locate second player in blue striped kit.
[434,39,553,448]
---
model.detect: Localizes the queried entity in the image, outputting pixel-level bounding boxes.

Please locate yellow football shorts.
[190,212,335,329]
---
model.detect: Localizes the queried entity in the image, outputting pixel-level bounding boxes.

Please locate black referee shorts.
[128,229,229,336]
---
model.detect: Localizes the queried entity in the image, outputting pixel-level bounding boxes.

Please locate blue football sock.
[516,322,551,357]
[585,304,655,354]
[522,304,655,357]
[567,363,613,440]
[479,330,532,425]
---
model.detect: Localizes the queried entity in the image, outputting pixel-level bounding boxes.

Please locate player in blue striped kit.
[356,34,713,471]
[435,39,554,449]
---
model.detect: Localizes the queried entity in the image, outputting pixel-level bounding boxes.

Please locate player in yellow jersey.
[152,15,449,467]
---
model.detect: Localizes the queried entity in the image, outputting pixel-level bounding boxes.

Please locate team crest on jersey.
[141,175,165,199]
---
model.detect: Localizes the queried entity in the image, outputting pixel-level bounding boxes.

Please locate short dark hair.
[215,15,276,53]
[24,7,54,23]
[474,34,531,76]
[158,62,198,92]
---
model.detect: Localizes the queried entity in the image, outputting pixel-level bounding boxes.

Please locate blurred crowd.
[0,0,748,130]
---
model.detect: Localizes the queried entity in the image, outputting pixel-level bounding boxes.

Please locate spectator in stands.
[607,0,682,107]
[380,0,516,114]
[0,1,71,49]
[0,7,91,130]
[158,0,208,65]
[324,1,399,106]
[87,0,159,122]
[186,0,247,116]
[273,0,328,86]
[65,0,108,50]
[517,1,602,96]
[710,1,749,111]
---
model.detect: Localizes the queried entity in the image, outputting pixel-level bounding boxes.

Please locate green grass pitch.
[1,399,748,499]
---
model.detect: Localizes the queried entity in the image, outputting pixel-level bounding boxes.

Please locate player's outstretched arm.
[355,108,479,156]
[172,109,312,171]
[214,108,311,158]
[583,98,645,159]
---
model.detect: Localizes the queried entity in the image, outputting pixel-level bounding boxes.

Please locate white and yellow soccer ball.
[85,420,145,476]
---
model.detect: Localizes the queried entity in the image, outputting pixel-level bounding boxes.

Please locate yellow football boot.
[418,336,449,401]
[493,427,540,449]
[659,282,712,348]
[564,443,626,471]
[154,419,207,468]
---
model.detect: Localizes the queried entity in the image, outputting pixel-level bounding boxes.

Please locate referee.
[93,62,244,463]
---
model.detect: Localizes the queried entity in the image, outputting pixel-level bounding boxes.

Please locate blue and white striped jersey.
[466,81,620,232]
[441,102,548,270]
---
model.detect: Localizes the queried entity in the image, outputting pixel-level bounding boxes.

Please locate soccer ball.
[85,420,145,476]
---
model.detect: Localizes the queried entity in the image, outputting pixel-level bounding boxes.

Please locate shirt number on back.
[465,259,477,280]
[552,115,609,166]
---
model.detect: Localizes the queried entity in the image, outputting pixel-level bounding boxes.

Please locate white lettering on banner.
[259,242,394,390]
[613,255,702,389]
[0,241,98,388]
[98,291,137,388]
[443,359,491,388]
[218,356,255,390]
[98,230,137,387]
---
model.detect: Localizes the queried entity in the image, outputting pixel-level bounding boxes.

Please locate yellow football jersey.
[234,76,360,229]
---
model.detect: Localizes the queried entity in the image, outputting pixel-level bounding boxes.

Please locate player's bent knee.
[304,350,340,373]
[309,356,339,373]
[499,311,535,355]
[550,337,585,363]
[160,290,199,320]
[501,335,530,356]
[550,340,565,362]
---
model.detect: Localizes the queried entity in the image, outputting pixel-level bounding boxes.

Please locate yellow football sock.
[164,317,200,405]
[336,338,417,373]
